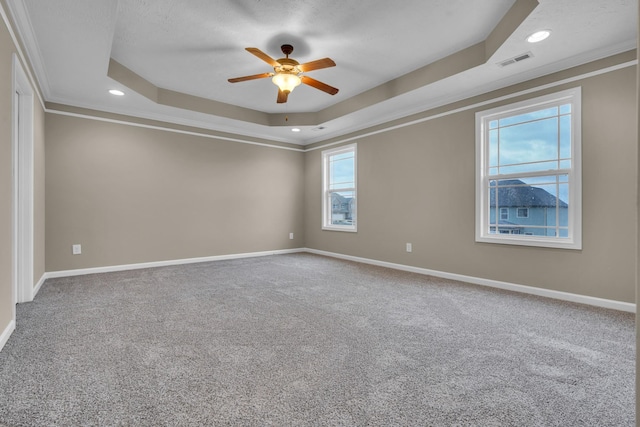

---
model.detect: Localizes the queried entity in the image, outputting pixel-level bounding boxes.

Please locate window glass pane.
[498,117,559,166]
[559,159,571,169]
[488,185,497,226]
[559,104,571,114]
[558,183,569,225]
[489,129,498,167]
[537,184,559,226]
[331,151,353,161]
[488,178,568,236]
[329,191,355,226]
[329,154,354,190]
[560,114,571,159]
[499,106,558,127]
[489,120,499,129]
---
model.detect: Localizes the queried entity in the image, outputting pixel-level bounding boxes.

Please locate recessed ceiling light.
[291,128,301,132]
[527,30,551,43]
[109,89,125,96]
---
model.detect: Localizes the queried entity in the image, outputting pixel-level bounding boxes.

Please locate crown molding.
[4,0,51,99]
[305,55,637,152]
[45,103,305,152]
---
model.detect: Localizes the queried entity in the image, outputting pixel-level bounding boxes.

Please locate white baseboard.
[38,246,635,313]
[305,248,636,313]
[44,248,306,279]
[0,319,16,353]
[33,273,46,299]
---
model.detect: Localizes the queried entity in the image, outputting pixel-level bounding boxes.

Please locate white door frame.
[12,53,34,305]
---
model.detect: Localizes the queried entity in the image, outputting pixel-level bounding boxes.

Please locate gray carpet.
[0,253,634,426]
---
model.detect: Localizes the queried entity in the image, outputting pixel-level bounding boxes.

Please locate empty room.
[0,0,638,425]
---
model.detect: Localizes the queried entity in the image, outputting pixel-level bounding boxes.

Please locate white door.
[12,54,34,305]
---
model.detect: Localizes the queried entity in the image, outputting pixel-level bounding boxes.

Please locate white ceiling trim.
[0,0,44,108]
[52,38,638,148]
[43,37,636,149]
[45,57,636,155]
[302,41,637,146]
[305,59,638,152]
[4,0,637,146]
[3,0,49,102]
[45,108,305,153]
[45,92,299,145]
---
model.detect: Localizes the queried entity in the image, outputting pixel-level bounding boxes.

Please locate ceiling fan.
[228,44,339,104]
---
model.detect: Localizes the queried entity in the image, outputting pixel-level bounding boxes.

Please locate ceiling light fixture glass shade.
[527,30,551,43]
[109,89,125,96]
[272,73,301,93]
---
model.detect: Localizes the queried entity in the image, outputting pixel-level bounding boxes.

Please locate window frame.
[322,143,357,232]
[475,88,582,250]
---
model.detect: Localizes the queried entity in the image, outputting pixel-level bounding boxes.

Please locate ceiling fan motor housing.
[274,58,301,75]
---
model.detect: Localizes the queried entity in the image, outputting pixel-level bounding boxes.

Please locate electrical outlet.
[72,244,82,255]
[289,233,294,240]
[406,243,412,253]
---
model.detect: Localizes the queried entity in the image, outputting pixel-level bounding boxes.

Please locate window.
[322,144,357,231]
[476,88,581,249]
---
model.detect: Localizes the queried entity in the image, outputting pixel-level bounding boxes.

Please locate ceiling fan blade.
[277,89,289,104]
[300,76,339,95]
[298,58,336,72]
[228,72,273,83]
[246,47,280,67]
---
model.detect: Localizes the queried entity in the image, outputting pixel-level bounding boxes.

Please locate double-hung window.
[322,144,357,231]
[475,88,581,249]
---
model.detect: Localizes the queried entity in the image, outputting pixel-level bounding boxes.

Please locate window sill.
[476,234,581,250]
[322,225,357,233]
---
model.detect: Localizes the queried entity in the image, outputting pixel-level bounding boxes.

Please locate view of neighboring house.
[489,179,568,237]
[331,193,355,225]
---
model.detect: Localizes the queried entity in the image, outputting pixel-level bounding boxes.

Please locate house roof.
[490,179,568,208]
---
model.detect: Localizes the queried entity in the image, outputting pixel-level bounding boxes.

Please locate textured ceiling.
[5,0,638,145]
[110,0,512,113]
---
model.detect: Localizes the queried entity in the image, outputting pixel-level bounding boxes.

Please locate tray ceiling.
[5,0,637,145]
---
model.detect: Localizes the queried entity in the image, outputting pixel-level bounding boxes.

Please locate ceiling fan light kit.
[228,44,338,104]
[272,72,301,94]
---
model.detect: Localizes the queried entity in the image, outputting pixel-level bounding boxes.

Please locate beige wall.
[0,10,15,335]
[0,10,46,337]
[45,115,305,271]
[305,56,638,304]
